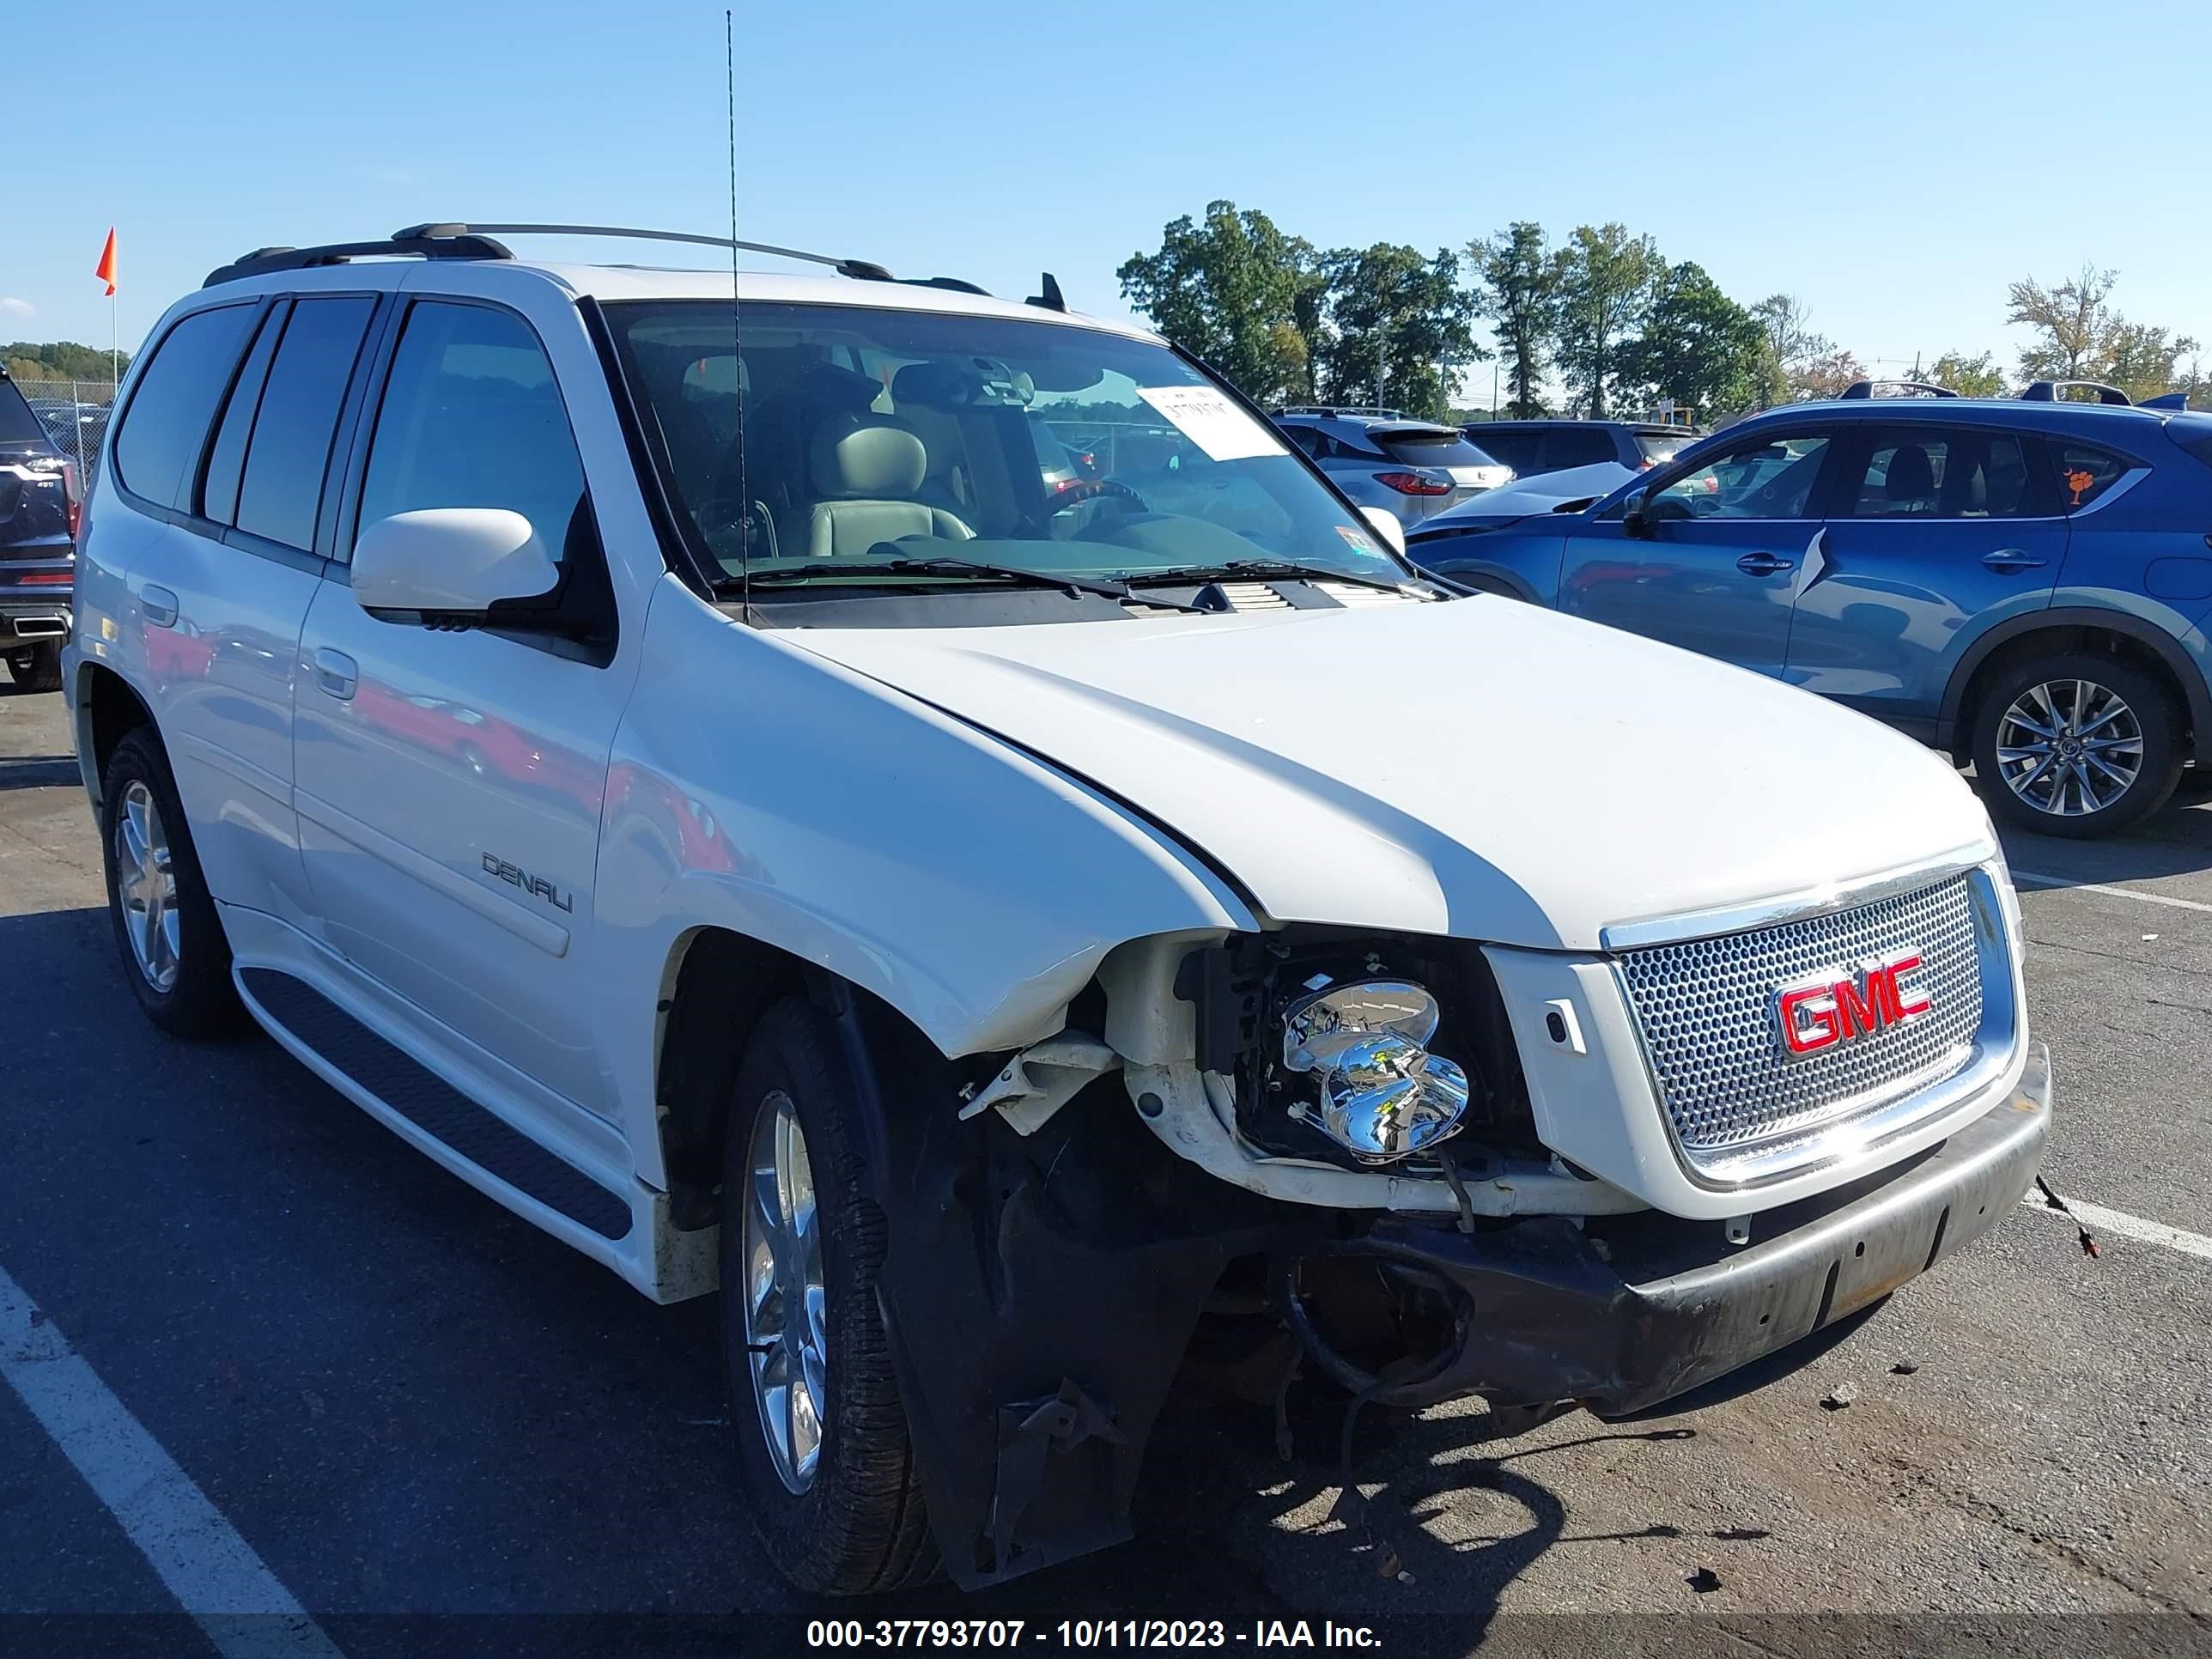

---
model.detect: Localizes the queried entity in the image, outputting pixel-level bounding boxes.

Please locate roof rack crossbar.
[1839,379,1960,400]
[2020,379,2132,406]
[204,228,514,289]
[408,223,897,283]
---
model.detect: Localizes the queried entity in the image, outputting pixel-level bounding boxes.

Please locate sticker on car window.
[1334,524,1382,556]
[1135,386,1287,463]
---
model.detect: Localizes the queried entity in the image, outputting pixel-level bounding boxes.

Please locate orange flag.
[95,228,118,296]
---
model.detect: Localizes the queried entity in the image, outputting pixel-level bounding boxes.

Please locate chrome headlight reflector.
[1281,978,1470,1164]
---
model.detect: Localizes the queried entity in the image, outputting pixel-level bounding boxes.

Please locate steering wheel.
[1041,477,1149,526]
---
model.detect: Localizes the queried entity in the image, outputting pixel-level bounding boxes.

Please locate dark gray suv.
[1460,418,1700,481]
[0,368,76,690]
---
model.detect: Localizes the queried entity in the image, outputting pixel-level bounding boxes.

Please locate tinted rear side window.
[1466,428,1541,471]
[0,380,48,445]
[234,296,377,550]
[113,305,257,510]
[1847,427,2038,518]
[1545,428,1616,469]
[2053,443,2130,509]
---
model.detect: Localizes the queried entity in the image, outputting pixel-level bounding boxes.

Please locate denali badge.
[1775,951,1930,1058]
[483,852,574,914]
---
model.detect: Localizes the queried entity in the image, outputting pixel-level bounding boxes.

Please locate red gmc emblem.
[1775,951,1932,1058]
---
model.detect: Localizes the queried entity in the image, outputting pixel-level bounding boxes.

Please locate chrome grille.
[1617,875,1985,1169]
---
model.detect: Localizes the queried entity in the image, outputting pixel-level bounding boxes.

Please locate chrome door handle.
[1981,550,2048,572]
[140,585,178,628]
[312,647,357,701]
[1736,552,1795,576]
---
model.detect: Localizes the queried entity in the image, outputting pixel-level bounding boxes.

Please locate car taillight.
[1376,470,1452,495]
[62,460,82,538]
[20,570,71,584]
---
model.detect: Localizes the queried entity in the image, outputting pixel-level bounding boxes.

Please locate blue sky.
[9,0,2209,395]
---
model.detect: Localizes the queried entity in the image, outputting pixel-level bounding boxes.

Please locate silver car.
[1273,407,1513,529]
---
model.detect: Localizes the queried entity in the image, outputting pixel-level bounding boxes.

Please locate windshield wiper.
[878,556,1207,613]
[1121,559,1422,596]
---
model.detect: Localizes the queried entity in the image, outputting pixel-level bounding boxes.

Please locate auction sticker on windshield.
[1136,386,1288,463]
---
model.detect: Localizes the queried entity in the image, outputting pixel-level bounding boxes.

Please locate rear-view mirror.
[352,508,561,620]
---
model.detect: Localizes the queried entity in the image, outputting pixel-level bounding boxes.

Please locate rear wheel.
[5,641,61,692]
[1970,653,2182,837]
[720,1000,938,1594]
[98,728,243,1036]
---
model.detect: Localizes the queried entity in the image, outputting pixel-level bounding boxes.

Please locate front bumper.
[1327,1042,2051,1415]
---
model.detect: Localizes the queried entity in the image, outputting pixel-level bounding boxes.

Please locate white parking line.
[2010,870,2212,914]
[0,1262,346,1659]
[2020,1193,2212,1263]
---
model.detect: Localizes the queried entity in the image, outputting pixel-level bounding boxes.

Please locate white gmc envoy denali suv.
[65,225,2049,1594]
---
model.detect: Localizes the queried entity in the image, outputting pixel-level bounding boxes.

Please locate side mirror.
[1622,486,1654,539]
[352,508,561,619]
[1357,505,1408,558]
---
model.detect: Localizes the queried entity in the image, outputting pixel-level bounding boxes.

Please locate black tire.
[99,727,245,1036]
[720,999,939,1595]
[1970,653,2182,838]
[6,641,61,692]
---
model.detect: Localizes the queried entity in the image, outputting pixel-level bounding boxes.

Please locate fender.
[592,578,1259,1187]
[1937,604,2212,762]
[1412,555,1542,605]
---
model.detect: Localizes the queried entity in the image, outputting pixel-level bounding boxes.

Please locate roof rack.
[204,222,917,289]
[1273,404,1407,420]
[204,225,514,288]
[2020,379,2132,406]
[426,222,896,282]
[1839,380,1960,400]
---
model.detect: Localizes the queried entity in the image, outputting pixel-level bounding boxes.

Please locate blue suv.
[1408,380,2212,837]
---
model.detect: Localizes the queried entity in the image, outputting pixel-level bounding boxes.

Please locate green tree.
[1926,350,2007,398]
[1550,224,1659,418]
[3,340,131,383]
[2106,322,2201,402]
[1468,222,1554,419]
[1117,202,1319,405]
[1619,261,1768,422]
[2006,264,2118,384]
[1752,294,1832,404]
[1316,243,1480,421]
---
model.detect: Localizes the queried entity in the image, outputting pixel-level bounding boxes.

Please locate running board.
[238,967,633,1241]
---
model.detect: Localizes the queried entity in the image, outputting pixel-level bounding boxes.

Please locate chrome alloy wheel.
[741,1090,829,1494]
[114,780,181,992]
[1996,678,2144,817]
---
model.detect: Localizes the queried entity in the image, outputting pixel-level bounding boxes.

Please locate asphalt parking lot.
[2,682,2208,1659]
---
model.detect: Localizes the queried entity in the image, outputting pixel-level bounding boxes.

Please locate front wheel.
[5,641,61,692]
[720,1000,939,1594]
[1971,653,2182,838]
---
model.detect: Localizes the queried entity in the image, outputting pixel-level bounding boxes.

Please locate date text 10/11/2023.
[805,1620,1385,1649]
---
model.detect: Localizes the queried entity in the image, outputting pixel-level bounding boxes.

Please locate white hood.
[786,598,1996,951]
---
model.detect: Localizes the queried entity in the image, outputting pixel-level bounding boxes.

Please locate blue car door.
[1558,425,1839,678]
[1784,421,2066,733]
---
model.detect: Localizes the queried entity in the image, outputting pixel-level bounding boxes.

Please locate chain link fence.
[10,373,116,486]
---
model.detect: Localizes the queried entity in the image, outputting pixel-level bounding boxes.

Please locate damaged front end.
[848,917,2048,1589]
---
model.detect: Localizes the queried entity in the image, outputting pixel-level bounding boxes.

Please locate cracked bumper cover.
[1346,1042,2051,1417]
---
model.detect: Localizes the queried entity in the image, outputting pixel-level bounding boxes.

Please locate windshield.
[1373,429,1499,470]
[604,301,1410,590]
[1634,429,1695,465]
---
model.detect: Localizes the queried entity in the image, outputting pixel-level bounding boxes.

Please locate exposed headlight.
[1280,978,1469,1164]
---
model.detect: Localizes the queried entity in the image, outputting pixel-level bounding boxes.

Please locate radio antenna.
[726,8,751,623]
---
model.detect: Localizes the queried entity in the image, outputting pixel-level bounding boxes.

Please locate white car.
[64,224,2049,1595]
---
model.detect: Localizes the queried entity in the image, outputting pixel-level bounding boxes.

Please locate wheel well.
[79,664,154,801]
[1957,625,2190,754]
[653,928,814,1228]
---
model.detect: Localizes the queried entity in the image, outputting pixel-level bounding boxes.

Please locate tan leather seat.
[804,415,975,557]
